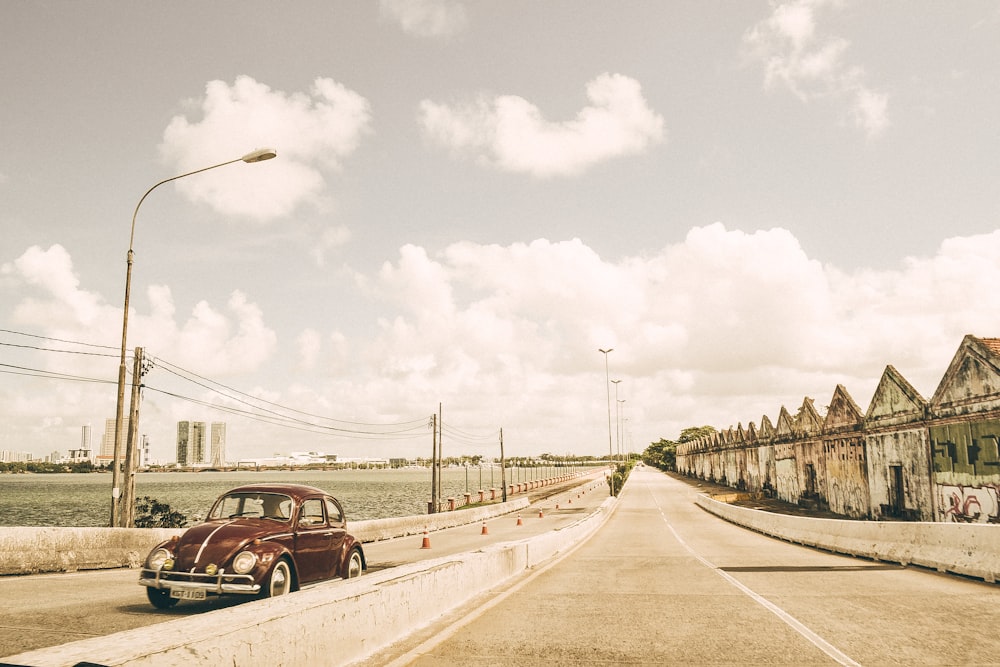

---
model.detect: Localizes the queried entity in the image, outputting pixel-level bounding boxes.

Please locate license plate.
[170,588,206,600]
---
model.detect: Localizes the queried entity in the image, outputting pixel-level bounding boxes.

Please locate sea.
[0,466,570,527]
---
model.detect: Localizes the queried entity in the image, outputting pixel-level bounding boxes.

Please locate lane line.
[378,500,617,667]
[648,479,861,667]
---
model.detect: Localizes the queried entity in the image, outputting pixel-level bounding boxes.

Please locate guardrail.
[696,494,1000,583]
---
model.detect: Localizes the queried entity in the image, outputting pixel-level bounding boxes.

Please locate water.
[0,466,560,527]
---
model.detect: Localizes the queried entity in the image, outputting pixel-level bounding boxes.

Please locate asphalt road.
[360,466,1000,666]
[0,475,610,659]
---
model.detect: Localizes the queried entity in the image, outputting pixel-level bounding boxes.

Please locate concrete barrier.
[0,527,184,575]
[3,498,617,667]
[696,495,1000,583]
[0,498,532,577]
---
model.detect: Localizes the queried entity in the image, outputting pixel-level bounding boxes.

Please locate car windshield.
[208,492,293,522]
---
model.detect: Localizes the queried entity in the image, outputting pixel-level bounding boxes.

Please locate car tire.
[346,548,364,579]
[260,558,293,598]
[146,587,179,609]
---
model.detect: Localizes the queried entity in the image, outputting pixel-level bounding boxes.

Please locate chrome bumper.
[139,568,260,595]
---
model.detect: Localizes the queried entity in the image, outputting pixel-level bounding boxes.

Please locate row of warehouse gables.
[676,335,1000,523]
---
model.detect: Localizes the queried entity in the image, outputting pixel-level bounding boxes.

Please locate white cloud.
[745,0,890,138]
[160,76,372,220]
[7,226,1000,459]
[419,73,665,177]
[380,0,468,38]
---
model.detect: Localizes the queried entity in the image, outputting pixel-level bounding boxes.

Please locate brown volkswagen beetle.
[139,484,365,608]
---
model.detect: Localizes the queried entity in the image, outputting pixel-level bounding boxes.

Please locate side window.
[299,498,326,527]
[325,498,344,525]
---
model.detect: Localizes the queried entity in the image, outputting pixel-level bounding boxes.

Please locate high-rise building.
[98,417,128,465]
[210,422,226,467]
[176,421,207,466]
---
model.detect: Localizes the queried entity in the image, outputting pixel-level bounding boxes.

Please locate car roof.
[219,484,334,503]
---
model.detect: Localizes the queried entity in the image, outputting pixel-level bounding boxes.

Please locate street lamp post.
[110,148,277,527]
[598,348,614,496]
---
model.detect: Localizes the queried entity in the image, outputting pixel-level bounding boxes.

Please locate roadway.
[360,466,1000,666]
[0,476,610,659]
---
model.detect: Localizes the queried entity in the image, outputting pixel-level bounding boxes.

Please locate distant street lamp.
[611,379,622,461]
[111,148,277,527]
[598,348,614,496]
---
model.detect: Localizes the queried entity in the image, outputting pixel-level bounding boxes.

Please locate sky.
[2,1,1000,463]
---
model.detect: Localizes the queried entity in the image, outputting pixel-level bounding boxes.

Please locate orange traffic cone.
[420,529,431,549]
[516,514,523,526]
[481,522,489,535]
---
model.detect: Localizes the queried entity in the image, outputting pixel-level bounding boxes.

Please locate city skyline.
[3,3,1000,462]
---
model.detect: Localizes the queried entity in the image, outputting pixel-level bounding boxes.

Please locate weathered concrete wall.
[930,418,1000,523]
[866,427,933,521]
[823,435,869,518]
[0,497,532,576]
[0,527,184,575]
[3,498,616,667]
[697,494,1000,583]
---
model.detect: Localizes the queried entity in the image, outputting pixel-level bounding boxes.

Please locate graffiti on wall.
[937,484,1000,523]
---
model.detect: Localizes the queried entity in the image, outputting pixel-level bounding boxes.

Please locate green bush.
[134,496,188,528]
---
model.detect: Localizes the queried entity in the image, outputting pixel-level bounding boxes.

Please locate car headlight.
[147,548,172,571]
[232,551,257,574]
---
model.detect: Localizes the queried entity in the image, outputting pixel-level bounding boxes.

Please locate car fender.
[246,539,300,589]
[338,534,366,578]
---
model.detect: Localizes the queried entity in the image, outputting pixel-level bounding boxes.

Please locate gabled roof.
[794,397,823,435]
[775,406,795,439]
[758,415,775,439]
[930,334,1000,416]
[865,364,926,425]
[746,421,758,442]
[824,384,864,432]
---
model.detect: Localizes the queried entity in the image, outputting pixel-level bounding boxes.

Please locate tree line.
[641,426,717,472]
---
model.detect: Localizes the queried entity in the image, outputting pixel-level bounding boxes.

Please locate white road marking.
[649,482,861,667]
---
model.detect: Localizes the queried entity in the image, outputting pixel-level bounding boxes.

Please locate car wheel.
[146,587,179,609]
[260,558,293,598]
[346,548,364,579]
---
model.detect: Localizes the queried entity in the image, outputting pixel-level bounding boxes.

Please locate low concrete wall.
[0,527,184,575]
[4,498,616,667]
[0,498,531,577]
[696,495,1000,583]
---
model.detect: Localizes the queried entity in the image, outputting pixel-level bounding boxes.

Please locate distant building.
[0,450,33,463]
[177,421,209,466]
[67,447,92,462]
[210,422,226,467]
[81,424,92,460]
[98,417,128,465]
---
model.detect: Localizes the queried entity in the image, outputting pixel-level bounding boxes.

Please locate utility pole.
[119,347,145,527]
[500,427,506,502]
[437,403,443,511]
[430,414,437,514]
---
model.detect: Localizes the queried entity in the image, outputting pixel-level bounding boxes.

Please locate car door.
[323,497,348,577]
[293,497,334,584]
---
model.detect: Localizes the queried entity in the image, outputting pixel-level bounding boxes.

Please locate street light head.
[241,148,277,163]
[598,347,614,354]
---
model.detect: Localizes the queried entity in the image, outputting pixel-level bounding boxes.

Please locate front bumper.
[139,568,260,595]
